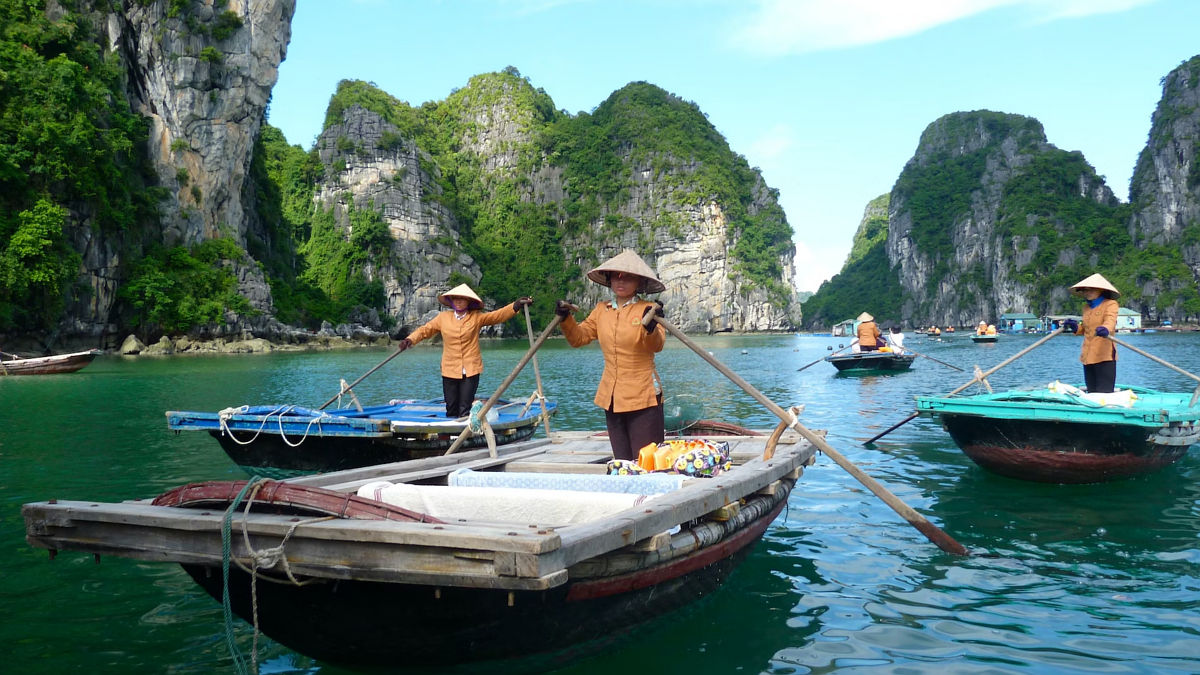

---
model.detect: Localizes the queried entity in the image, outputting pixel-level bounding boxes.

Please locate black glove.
[642,301,664,333]
[554,300,572,318]
[512,296,532,310]
[1062,319,1079,333]
[1094,325,1109,337]
[398,338,412,351]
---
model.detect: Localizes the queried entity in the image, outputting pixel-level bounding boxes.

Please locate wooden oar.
[1105,334,1200,406]
[887,339,965,372]
[317,342,407,410]
[523,305,553,435]
[797,343,852,372]
[645,313,969,556]
[864,327,1067,445]
[444,314,566,456]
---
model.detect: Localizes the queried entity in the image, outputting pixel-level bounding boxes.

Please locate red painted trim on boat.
[564,498,786,601]
[152,480,442,523]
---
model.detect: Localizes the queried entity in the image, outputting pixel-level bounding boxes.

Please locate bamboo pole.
[1105,334,1200,406]
[317,343,407,410]
[443,314,566,456]
[645,313,969,556]
[864,327,1067,445]
[523,305,553,436]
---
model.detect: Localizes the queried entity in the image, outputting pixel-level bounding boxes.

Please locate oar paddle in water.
[1104,334,1200,406]
[443,313,567,457]
[644,312,969,556]
[887,339,964,372]
[797,343,852,372]
[864,327,1067,445]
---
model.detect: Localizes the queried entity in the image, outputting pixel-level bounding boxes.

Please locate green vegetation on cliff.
[0,0,161,331]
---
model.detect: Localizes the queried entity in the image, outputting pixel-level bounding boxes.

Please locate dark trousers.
[443,374,480,418]
[604,398,664,461]
[1083,361,1116,394]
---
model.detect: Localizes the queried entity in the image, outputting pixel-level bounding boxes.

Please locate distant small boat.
[0,349,102,376]
[917,384,1200,483]
[825,351,915,373]
[971,334,999,343]
[167,397,556,478]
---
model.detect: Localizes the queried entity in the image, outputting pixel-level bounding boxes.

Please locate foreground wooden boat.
[826,351,915,373]
[166,397,557,478]
[23,424,816,668]
[916,384,1200,483]
[0,349,102,375]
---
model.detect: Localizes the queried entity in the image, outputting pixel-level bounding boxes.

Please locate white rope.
[216,405,331,447]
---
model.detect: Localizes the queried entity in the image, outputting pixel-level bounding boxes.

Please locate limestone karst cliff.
[803,54,1200,329]
[305,75,801,333]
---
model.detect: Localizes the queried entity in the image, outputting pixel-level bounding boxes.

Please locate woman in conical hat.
[554,249,666,460]
[854,311,883,353]
[400,283,532,417]
[1062,273,1121,393]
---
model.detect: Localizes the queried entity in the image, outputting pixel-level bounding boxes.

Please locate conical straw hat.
[438,283,483,309]
[1071,273,1120,298]
[856,312,874,322]
[586,249,666,294]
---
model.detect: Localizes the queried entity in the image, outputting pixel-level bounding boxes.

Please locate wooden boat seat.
[357,481,665,526]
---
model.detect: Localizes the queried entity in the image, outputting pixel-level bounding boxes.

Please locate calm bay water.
[3,331,1199,673]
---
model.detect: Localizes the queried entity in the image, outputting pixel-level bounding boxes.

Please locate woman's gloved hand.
[513,297,533,310]
[554,300,573,318]
[397,338,413,351]
[1062,319,1079,333]
[1094,325,1109,337]
[642,301,664,333]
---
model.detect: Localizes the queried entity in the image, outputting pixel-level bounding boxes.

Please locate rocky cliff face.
[886,111,1117,327]
[57,0,293,343]
[311,76,799,333]
[315,105,483,327]
[1127,56,1200,318]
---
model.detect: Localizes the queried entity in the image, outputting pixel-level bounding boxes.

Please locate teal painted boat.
[916,384,1200,483]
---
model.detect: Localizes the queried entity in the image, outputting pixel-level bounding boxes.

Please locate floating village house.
[999,312,1040,333]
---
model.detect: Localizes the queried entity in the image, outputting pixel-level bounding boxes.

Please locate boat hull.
[940,414,1192,483]
[211,423,540,477]
[971,335,998,343]
[182,491,786,668]
[0,349,101,375]
[827,352,915,373]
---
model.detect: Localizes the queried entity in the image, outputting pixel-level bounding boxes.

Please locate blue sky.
[267,0,1199,292]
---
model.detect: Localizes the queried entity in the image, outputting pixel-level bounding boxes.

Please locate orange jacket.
[561,300,665,412]
[856,320,881,348]
[1074,298,1118,364]
[407,304,518,378]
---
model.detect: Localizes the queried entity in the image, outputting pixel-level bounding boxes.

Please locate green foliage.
[119,239,251,335]
[199,46,222,64]
[800,242,901,329]
[297,204,391,324]
[211,10,242,41]
[0,199,81,330]
[846,194,889,266]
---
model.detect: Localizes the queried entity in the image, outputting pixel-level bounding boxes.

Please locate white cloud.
[729,0,1158,56]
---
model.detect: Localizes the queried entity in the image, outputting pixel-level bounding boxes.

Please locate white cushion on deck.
[357,481,652,525]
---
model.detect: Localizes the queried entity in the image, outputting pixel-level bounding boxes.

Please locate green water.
[3,332,1199,673]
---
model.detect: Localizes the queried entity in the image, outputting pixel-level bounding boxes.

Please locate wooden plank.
[502,462,610,474]
[316,445,558,492]
[290,439,553,488]
[23,501,560,553]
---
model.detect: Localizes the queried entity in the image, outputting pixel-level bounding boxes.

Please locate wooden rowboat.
[166,397,556,478]
[0,349,102,376]
[23,422,816,668]
[916,384,1200,483]
[970,334,999,343]
[825,351,915,373]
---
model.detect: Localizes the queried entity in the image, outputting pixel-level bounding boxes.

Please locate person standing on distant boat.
[887,325,906,354]
[1061,273,1120,394]
[399,284,532,418]
[554,250,666,461]
[853,312,884,352]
